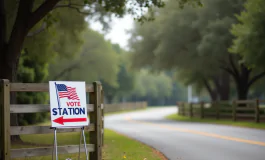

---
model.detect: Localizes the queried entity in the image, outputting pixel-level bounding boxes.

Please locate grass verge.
[166,114,265,130]
[12,128,165,160]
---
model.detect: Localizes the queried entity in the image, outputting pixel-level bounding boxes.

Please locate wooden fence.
[0,79,104,160]
[104,101,147,113]
[177,100,265,123]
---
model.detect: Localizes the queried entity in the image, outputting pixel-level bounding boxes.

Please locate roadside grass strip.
[125,116,265,147]
[166,114,265,130]
[12,127,166,160]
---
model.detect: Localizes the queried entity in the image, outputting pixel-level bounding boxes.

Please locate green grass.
[12,123,164,160]
[103,129,164,160]
[166,114,265,130]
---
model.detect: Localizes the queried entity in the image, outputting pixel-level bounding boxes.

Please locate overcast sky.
[90,15,134,50]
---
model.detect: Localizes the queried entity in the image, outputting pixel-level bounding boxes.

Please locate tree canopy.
[128,0,265,100]
[49,28,120,86]
[229,0,265,69]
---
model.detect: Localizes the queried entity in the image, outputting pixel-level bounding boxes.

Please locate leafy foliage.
[16,6,88,125]
[48,28,120,86]
[130,70,173,99]
[102,44,135,103]
[229,0,265,69]
[17,50,49,125]
[128,0,259,100]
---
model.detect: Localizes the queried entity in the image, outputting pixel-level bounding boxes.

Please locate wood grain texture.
[10,124,95,135]
[10,83,94,92]
[89,82,102,160]
[10,104,94,113]
[1,79,11,160]
[235,100,256,104]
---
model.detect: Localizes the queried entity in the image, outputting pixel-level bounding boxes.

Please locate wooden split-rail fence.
[177,100,265,123]
[0,79,104,160]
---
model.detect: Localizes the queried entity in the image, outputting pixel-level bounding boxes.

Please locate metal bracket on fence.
[51,127,88,160]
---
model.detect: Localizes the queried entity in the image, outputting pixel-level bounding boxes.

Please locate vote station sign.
[49,81,89,128]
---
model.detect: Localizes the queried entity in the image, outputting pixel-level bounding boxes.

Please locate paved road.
[105,107,265,160]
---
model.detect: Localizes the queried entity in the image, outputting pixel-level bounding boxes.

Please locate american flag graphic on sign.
[56,84,80,100]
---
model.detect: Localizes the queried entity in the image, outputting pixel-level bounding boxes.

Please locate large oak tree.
[129,0,265,100]
[0,0,171,82]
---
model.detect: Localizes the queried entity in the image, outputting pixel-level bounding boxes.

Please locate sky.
[89,15,134,50]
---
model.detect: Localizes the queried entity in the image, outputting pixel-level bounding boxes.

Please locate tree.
[9,5,87,141]
[129,0,265,100]
[17,49,49,126]
[0,0,169,82]
[102,44,135,103]
[128,70,173,105]
[0,0,199,142]
[49,28,120,86]
[229,0,265,69]
[228,0,265,100]
[129,1,231,101]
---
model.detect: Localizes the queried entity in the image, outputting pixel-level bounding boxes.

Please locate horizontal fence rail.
[10,104,94,113]
[10,124,95,135]
[0,80,104,160]
[177,99,265,123]
[11,144,95,158]
[10,83,94,92]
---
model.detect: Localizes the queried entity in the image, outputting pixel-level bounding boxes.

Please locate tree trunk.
[202,78,218,101]
[237,85,248,100]
[0,53,22,142]
[0,0,60,142]
[214,72,230,100]
[221,55,265,101]
[0,1,33,143]
[236,64,250,100]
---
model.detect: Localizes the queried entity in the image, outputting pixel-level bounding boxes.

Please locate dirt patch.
[152,148,168,160]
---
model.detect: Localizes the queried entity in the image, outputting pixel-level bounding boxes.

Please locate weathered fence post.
[177,102,181,115]
[101,88,104,146]
[0,79,10,160]
[200,101,204,119]
[189,103,193,118]
[255,99,260,123]
[183,103,186,116]
[89,81,102,160]
[232,100,237,121]
[216,102,220,120]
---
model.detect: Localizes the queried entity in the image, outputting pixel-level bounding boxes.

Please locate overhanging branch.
[27,22,47,37]
[53,59,95,80]
[53,52,94,80]
[28,0,60,30]
[54,2,91,15]
[220,66,236,77]
[248,71,265,87]
[228,54,239,78]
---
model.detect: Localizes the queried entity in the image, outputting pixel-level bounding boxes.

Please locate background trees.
[128,0,265,101]
[3,0,265,141]
[0,0,169,82]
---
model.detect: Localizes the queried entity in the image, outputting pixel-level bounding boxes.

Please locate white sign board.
[49,81,88,128]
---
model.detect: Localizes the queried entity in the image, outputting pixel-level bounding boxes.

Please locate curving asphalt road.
[105,107,265,160]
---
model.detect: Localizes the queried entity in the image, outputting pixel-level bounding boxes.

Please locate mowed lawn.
[12,122,165,160]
